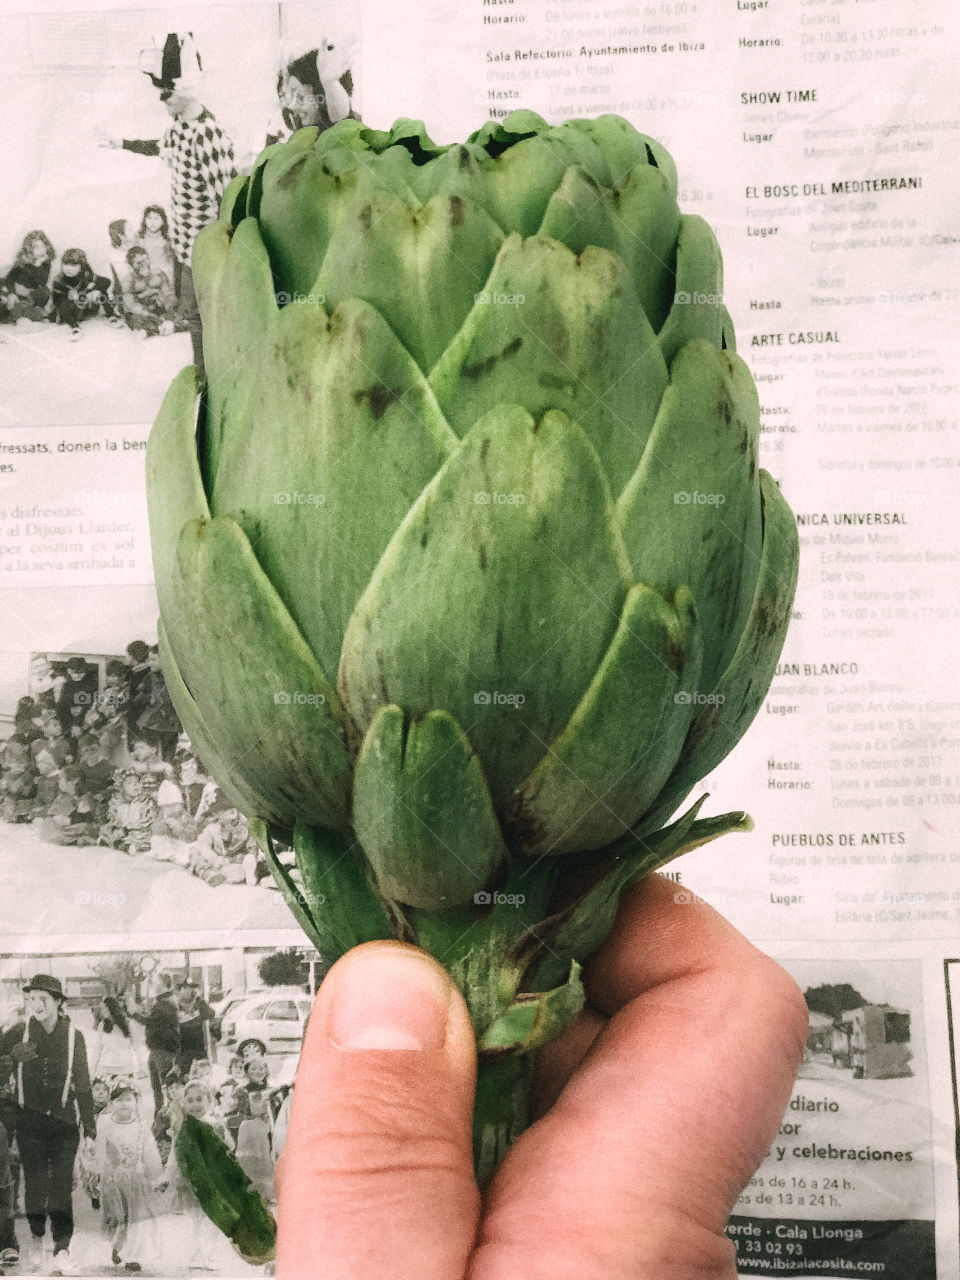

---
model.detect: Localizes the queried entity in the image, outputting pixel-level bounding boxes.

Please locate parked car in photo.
[218,987,312,1056]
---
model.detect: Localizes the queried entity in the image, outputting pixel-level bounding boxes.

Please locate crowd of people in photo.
[0,971,294,1274]
[0,643,270,890]
[1,35,358,359]
[0,209,186,343]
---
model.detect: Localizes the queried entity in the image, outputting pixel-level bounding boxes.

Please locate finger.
[470,876,808,1280]
[276,942,480,1280]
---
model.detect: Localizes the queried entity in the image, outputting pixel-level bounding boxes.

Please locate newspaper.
[1,0,958,1276]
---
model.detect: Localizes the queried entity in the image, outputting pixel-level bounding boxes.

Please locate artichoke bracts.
[147,110,799,1190]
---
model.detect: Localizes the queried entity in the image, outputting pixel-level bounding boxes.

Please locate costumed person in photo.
[174,982,216,1080]
[50,248,116,340]
[163,1080,230,1270]
[101,32,236,373]
[132,646,181,762]
[107,218,136,322]
[136,205,176,284]
[0,231,55,324]
[55,656,99,738]
[99,768,157,854]
[78,1077,111,1215]
[233,1087,274,1206]
[125,246,176,336]
[94,1082,164,1273]
[269,43,357,145]
[90,997,141,1089]
[0,975,97,1276]
[137,975,180,1116]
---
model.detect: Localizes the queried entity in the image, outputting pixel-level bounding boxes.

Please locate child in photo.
[136,206,176,284]
[151,1070,183,1165]
[107,219,135,322]
[0,230,55,322]
[51,248,115,338]
[164,1080,231,1271]
[99,770,158,854]
[125,246,176,336]
[79,1077,111,1212]
[95,1082,164,1272]
[234,1089,274,1205]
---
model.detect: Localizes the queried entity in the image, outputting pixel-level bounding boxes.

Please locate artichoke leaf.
[429,234,669,498]
[314,190,506,373]
[255,140,420,298]
[339,403,632,808]
[638,469,799,829]
[479,962,584,1057]
[192,218,280,487]
[532,797,752,989]
[292,822,398,959]
[173,1111,276,1264]
[656,214,725,365]
[536,162,680,333]
[208,295,457,682]
[565,114,679,193]
[156,622,272,823]
[145,365,210,630]
[616,339,762,691]
[353,706,507,910]
[254,822,328,954]
[506,582,702,854]
[218,173,251,229]
[165,514,354,829]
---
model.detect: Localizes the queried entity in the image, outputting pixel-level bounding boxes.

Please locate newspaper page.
[2,0,959,1276]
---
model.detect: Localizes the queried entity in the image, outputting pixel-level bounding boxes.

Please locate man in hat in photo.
[101,33,237,374]
[0,975,96,1275]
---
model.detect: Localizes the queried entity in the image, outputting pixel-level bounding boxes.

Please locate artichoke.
[147,109,798,1185]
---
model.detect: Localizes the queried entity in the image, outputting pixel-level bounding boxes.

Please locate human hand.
[275,874,807,1280]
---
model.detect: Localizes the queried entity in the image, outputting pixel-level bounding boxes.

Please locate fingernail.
[330,947,451,1052]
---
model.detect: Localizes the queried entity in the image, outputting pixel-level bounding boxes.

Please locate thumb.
[275,942,480,1280]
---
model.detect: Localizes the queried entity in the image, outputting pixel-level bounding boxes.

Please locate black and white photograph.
[0,585,294,940]
[790,958,926,1089]
[0,944,318,1275]
[1,4,359,428]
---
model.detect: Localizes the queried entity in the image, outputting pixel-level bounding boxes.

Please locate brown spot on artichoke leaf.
[359,204,373,231]
[502,336,522,357]
[449,195,465,226]
[495,625,503,658]
[464,353,498,379]
[478,542,488,572]
[716,394,734,427]
[277,154,308,190]
[352,383,395,420]
[503,792,550,851]
[457,146,472,171]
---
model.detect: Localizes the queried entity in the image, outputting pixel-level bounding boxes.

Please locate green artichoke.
[147,109,798,1184]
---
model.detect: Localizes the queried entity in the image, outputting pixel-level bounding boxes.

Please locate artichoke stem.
[472,1054,534,1188]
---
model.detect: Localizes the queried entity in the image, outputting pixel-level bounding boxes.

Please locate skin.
[276,874,808,1280]
[27,989,60,1032]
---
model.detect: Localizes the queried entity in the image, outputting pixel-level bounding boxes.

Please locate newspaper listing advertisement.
[2,0,959,1275]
